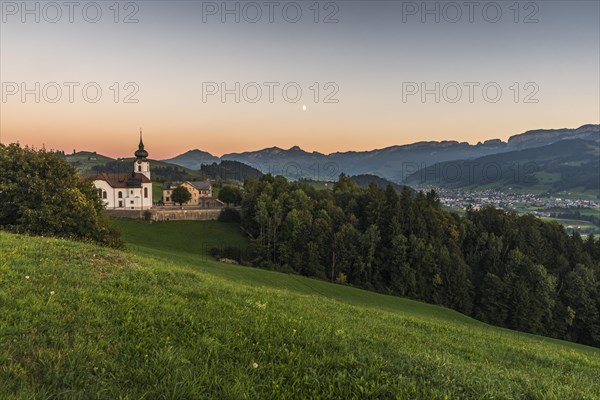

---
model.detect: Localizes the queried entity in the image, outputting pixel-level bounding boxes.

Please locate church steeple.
[133,129,151,180]
[135,128,149,160]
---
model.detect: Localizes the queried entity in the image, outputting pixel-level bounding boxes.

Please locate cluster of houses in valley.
[81,134,225,213]
[433,188,599,211]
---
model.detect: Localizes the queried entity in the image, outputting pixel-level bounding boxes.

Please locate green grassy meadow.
[152,182,163,203]
[64,151,115,172]
[1,222,600,399]
[539,217,600,235]
[111,220,248,259]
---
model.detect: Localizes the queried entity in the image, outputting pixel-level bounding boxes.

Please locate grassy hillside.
[64,152,207,183]
[540,217,600,235]
[96,158,207,183]
[152,181,164,202]
[1,229,599,398]
[64,151,115,172]
[111,219,248,259]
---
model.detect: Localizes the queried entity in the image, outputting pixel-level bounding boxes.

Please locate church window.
[103,191,107,199]
[144,187,148,198]
[138,165,142,172]
[118,191,123,198]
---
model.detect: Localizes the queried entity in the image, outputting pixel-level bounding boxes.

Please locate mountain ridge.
[404,138,600,195]
[164,125,598,184]
[67,124,600,190]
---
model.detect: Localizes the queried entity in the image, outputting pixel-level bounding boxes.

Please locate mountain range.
[164,125,599,190]
[404,138,600,194]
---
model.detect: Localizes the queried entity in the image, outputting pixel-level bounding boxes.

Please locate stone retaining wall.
[151,209,222,221]
[107,208,222,221]
[107,210,147,219]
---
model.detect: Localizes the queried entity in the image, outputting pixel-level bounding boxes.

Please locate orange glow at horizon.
[2,117,597,160]
[1,97,597,159]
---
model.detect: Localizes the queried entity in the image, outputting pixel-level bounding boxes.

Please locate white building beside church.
[82,132,153,210]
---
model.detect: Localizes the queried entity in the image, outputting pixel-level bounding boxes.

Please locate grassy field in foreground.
[1,229,600,399]
[111,219,248,258]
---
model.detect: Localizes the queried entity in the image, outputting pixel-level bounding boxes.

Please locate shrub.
[218,208,241,223]
[336,272,348,284]
[209,246,243,262]
[0,143,123,247]
[218,186,243,206]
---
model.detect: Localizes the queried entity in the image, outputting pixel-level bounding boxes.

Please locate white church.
[82,131,153,210]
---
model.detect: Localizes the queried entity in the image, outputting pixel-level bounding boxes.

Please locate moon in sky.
[302,105,307,111]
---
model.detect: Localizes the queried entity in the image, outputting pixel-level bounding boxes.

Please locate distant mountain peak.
[575,124,600,132]
[261,146,284,155]
[163,148,219,170]
[181,149,213,155]
[508,124,599,147]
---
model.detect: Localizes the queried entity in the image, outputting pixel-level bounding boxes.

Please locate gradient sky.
[1,0,599,158]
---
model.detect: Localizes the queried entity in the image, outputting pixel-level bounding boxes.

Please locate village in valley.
[420,188,600,235]
[435,189,598,212]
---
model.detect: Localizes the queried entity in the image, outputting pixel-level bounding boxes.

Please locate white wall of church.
[134,160,151,180]
[95,180,153,210]
[94,180,117,209]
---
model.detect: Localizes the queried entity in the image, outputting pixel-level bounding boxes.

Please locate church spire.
[139,128,144,149]
[134,128,149,160]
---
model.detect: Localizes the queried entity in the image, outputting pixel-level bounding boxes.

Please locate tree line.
[550,210,600,228]
[240,174,600,347]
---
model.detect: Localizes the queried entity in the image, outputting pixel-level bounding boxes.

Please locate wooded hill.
[240,174,600,347]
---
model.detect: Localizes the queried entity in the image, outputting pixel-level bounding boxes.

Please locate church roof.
[81,172,151,188]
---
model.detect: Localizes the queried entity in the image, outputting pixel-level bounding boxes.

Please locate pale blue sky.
[1,1,599,157]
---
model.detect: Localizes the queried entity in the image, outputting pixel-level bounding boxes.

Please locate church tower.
[134,129,151,180]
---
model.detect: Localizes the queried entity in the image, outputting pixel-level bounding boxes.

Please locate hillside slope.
[405,139,600,195]
[64,152,208,182]
[1,230,599,399]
